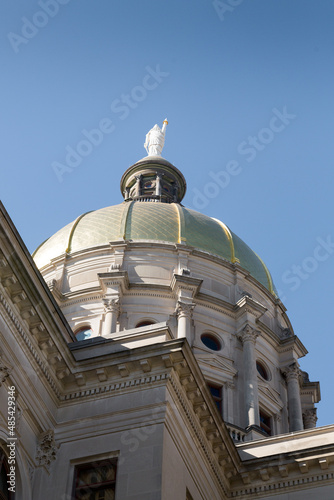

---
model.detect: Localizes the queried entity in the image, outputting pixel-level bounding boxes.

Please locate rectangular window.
[73,459,117,500]
[259,410,271,435]
[208,384,222,414]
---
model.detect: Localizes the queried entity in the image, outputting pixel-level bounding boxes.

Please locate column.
[176,300,194,345]
[155,174,162,196]
[135,174,142,197]
[238,324,260,428]
[103,298,120,335]
[282,362,304,432]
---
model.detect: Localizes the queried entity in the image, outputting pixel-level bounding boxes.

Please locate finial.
[144,119,168,157]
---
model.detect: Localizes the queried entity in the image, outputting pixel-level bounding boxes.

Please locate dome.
[33,200,276,295]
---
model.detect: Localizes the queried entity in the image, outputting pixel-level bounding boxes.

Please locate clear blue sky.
[1,0,334,427]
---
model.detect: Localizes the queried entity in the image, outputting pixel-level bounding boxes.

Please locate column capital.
[36,429,58,470]
[176,300,195,319]
[303,408,318,428]
[237,324,260,345]
[103,298,120,315]
[0,355,11,387]
[281,362,301,382]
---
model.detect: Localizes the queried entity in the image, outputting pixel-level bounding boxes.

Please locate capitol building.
[0,120,333,499]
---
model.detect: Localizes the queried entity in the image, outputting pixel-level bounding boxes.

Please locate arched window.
[136,320,156,328]
[0,450,12,500]
[75,326,93,341]
[201,333,222,351]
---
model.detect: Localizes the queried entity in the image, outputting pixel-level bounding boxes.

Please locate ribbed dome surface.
[33,201,276,294]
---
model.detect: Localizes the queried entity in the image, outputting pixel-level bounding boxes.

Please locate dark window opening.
[256,361,269,380]
[73,459,117,500]
[201,334,221,351]
[208,384,222,414]
[136,320,155,328]
[259,410,271,435]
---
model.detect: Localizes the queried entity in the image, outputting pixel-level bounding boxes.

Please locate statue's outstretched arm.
[161,118,168,135]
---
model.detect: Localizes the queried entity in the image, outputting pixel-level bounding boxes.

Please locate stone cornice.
[255,320,281,348]
[232,426,334,496]
[171,273,203,296]
[39,239,282,309]
[62,372,171,402]
[196,293,236,319]
[278,335,308,358]
[235,296,267,320]
[0,205,75,343]
[0,290,62,399]
[168,373,232,495]
[98,270,129,295]
[300,380,321,403]
[179,341,241,467]
[232,447,334,497]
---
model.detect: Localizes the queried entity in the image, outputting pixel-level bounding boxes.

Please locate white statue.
[144,119,168,156]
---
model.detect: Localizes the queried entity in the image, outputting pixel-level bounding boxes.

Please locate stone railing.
[226,424,247,442]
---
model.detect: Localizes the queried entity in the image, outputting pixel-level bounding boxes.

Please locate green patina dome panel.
[179,208,232,261]
[124,202,179,242]
[33,201,275,294]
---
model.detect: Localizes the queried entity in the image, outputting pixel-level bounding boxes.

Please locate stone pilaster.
[282,362,304,432]
[225,382,235,423]
[238,324,260,428]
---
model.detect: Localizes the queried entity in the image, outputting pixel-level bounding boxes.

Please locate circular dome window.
[201,334,222,351]
[75,327,93,341]
[256,361,269,380]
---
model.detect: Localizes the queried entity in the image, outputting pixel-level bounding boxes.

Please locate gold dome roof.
[33,201,276,295]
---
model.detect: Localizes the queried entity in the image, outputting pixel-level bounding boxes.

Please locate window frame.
[200,333,222,352]
[259,409,272,435]
[256,360,270,381]
[72,458,117,500]
[207,383,223,414]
